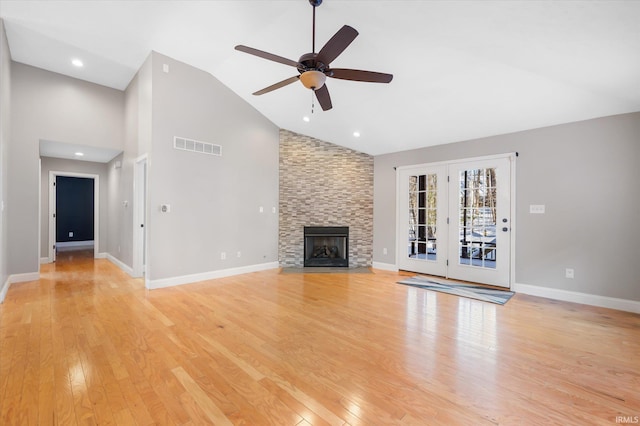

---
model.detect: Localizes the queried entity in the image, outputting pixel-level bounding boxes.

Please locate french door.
[397,155,514,288]
[397,164,448,277]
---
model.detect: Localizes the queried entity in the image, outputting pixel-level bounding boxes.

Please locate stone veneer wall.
[279,129,373,268]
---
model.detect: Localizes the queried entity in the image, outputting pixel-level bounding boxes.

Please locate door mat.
[397,276,514,305]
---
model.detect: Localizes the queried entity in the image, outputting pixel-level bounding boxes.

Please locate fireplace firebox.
[304,226,349,267]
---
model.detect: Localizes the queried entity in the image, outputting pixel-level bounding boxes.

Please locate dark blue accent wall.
[56,176,94,242]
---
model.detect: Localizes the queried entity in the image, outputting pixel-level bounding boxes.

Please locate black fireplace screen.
[304,226,349,267]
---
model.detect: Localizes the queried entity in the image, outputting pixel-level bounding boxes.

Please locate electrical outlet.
[221,252,226,260]
[69,231,73,237]
[237,251,241,258]
[259,206,264,213]
[383,247,388,255]
[565,268,574,279]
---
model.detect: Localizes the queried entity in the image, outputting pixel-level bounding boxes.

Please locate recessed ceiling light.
[74,152,84,157]
[303,116,310,122]
[71,58,84,67]
[353,131,361,138]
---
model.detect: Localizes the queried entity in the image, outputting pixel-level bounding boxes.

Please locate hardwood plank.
[171,366,234,426]
[0,393,25,425]
[259,377,333,426]
[3,324,28,399]
[51,309,77,426]
[112,407,137,425]
[38,377,55,426]
[116,378,156,426]
[89,345,128,414]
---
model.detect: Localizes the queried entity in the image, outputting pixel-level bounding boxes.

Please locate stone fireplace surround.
[279,129,373,268]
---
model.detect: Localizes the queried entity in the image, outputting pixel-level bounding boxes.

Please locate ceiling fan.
[234,0,393,111]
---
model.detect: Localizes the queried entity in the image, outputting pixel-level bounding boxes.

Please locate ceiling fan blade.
[314,84,333,111]
[316,25,358,65]
[329,68,393,83]
[235,45,301,68]
[253,76,300,96]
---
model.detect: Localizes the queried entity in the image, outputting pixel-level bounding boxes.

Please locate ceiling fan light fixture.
[300,70,326,90]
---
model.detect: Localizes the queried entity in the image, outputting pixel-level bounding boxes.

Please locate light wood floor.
[1,251,638,425]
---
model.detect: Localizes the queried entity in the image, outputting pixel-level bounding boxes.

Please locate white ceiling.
[39,139,122,164]
[1,1,639,156]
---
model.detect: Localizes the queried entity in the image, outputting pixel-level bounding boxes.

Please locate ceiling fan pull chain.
[311,90,315,114]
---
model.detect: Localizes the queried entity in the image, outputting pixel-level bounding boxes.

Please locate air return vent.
[174,136,222,156]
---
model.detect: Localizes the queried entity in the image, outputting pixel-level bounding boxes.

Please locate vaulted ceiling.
[1,0,639,155]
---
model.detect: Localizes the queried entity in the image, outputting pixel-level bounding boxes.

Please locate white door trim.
[133,154,148,279]
[48,171,100,262]
[394,152,518,173]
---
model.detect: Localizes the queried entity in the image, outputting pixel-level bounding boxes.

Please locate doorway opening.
[48,171,99,263]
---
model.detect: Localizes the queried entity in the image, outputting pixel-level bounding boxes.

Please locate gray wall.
[374,112,640,301]
[106,54,152,269]
[146,52,279,281]
[8,50,279,282]
[0,20,10,286]
[279,129,373,268]
[39,157,109,258]
[107,152,125,261]
[9,62,124,274]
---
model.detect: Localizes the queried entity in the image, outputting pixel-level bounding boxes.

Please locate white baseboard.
[1,272,41,303]
[10,272,40,283]
[106,254,134,276]
[41,252,105,264]
[372,261,398,272]
[513,282,640,314]
[56,240,94,248]
[146,261,280,290]
[0,276,9,303]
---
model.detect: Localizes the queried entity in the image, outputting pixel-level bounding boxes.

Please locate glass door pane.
[408,174,438,261]
[458,168,497,269]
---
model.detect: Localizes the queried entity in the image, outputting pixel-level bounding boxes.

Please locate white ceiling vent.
[174,136,222,156]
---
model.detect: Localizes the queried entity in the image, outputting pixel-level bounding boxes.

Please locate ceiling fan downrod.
[310,0,323,53]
